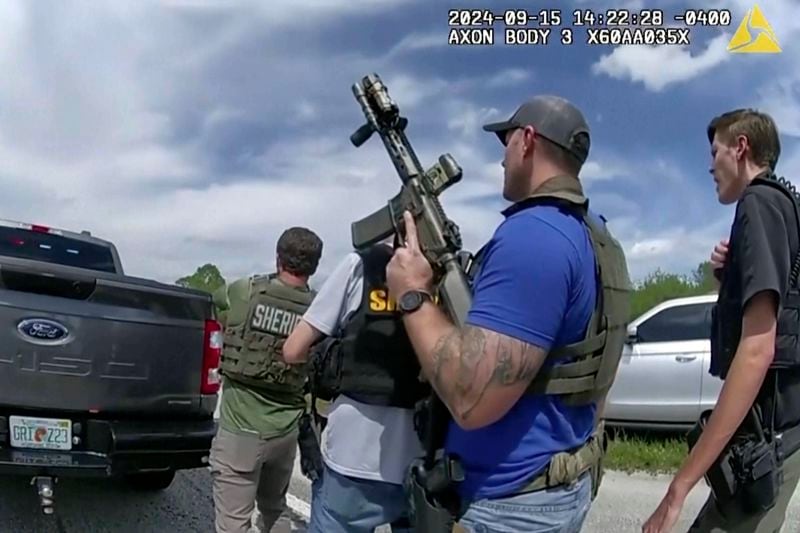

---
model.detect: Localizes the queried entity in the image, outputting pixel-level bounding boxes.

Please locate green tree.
[629,261,717,320]
[692,260,718,293]
[176,263,226,294]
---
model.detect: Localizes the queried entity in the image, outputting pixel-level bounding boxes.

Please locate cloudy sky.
[0,0,797,288]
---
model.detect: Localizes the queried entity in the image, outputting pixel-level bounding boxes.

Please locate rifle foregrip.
[351,123,373,147]
[439,262,472,328]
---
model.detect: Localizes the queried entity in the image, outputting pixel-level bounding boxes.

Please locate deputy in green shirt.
[208,227,322,533]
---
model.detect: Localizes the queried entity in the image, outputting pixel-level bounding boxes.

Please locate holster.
[297,412,324,482]
[688,410,783,514]
[309,337,342,402]
[731,435,782,513]
[405,452,464,533]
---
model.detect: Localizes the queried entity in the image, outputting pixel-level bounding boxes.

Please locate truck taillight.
[202,319,222,395]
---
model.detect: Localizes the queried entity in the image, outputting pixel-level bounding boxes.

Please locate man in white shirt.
[283,243,425,532]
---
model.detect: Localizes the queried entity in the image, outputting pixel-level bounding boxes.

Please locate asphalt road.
[282,457,800,532]
[3,453,798,533]
[586,470,800,532]
[1,390,796,532]
[0,466,308,533]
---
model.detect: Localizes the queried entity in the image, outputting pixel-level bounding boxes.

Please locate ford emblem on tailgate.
[17,318,70,345]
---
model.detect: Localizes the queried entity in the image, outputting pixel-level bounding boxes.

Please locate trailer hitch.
[32,476,56,515]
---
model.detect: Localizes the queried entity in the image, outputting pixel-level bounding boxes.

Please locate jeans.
[309,463,414,533]
[456,471,593,533]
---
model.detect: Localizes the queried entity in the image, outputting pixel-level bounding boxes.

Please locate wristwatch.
[398,290,433,314]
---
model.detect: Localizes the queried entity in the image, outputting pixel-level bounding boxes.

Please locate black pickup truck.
[0,220,220,513]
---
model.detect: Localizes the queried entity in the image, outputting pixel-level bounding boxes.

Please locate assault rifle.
[349,73,471,531]
[349,73,472,328]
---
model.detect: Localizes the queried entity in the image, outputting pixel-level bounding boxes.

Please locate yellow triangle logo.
[727,4,782,53]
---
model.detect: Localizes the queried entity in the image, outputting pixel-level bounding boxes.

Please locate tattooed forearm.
[431,329,460,392]
[495,340,542,384]
[427,325,547,423]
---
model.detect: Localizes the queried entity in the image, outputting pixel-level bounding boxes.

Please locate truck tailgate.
[0,260,212,415]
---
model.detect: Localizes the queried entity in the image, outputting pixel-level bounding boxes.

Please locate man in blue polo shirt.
[387,95,627,531]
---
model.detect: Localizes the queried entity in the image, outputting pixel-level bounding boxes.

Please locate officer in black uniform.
[644,109,800,533]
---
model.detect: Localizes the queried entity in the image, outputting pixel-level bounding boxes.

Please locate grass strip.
[605,428,689,475]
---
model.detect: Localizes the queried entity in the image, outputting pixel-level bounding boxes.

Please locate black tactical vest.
[337,244,431,408]
[711,175,800,380]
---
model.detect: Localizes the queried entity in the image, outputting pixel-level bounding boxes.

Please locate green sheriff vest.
[219,274,316,394]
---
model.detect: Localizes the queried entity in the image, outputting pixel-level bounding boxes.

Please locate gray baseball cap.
[482,95,591,164]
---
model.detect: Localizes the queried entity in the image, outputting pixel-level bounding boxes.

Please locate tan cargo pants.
[209,426,298,533]
[688,447,800,533]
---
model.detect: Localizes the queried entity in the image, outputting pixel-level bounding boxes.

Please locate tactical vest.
[711,175,800,380]
[468,175,632,407]
[336,244,431,408]
[219,274,316,394]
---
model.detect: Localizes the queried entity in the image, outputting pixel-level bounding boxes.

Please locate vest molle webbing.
[501,175,632,407]
[220,274,315,393]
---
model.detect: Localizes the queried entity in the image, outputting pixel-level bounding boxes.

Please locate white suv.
[603,294,722,431]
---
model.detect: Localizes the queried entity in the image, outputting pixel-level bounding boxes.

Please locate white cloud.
[629,238,676,259]
[744,1,800,141]
[779,142,800,179]
[580,158,632,185]
[756,79,800,137]
[0,0,433,285]
[446,102,503,141]
[1,0,782,298]
[612,215,733,283]
[295,101,318,122]
[386,31,446,58]
[591,33,731,92]
[381,73,450,109]
[0,0,523,288]
[714,0,800,40]
[705,1,800,139]
[578,150,733,284]
[485,68,532,88]
[161,0,416,26]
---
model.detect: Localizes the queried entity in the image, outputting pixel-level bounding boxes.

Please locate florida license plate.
[9,416,72,451]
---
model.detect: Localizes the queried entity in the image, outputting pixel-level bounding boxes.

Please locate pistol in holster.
[405,451,464,533]
[406,397,465,533]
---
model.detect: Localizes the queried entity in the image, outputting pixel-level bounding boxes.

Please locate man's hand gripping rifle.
[349,72,471,531]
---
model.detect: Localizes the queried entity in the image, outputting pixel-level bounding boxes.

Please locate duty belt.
[513,425,606,495]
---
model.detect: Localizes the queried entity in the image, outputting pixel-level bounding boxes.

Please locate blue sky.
[0,0,797,287]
